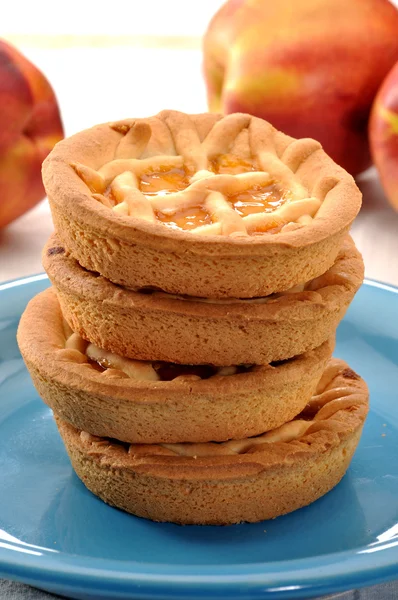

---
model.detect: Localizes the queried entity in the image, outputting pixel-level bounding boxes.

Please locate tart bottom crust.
[18,288,333,443]
[56,418,362,525]
[54,359,369,525]
[43,234,363,366]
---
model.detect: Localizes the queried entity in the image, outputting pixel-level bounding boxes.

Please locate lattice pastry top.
[63,327,254,382]
[70,111,328,236]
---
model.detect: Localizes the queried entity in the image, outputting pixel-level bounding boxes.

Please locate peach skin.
[370,60,398,210]
[203,0,398,176]
[0,40,63,228]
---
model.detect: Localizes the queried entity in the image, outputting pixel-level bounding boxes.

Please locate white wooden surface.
[1,35,398,286]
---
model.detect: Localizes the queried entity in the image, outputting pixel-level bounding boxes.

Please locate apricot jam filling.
[102,156,287,232]
[228,184,285,218]
[139,166,190,196]
[138,155,258,199]
[155,183,286,231]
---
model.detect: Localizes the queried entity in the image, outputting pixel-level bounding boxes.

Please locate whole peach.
[0,40,63,228]
[203,0,398,176]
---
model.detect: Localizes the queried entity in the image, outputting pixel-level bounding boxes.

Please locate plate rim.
[0,274,397,598]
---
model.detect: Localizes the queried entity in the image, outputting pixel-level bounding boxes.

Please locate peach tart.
[55,359,369,524]
[43,234,363,366]
[17,288,333,443]
[42,110,362,299]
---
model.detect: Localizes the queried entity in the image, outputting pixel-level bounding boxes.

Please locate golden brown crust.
[55,359,368,524]
[17,288,333,443]
[42,110,362,298]
[42,234,364,365]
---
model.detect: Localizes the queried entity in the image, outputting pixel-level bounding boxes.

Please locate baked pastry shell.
[42,110,362,298]
[43,234,363,366]
[17,287,333,443]
[55,359,369,524]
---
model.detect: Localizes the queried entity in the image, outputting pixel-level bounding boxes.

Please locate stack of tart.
[17,110,369,525]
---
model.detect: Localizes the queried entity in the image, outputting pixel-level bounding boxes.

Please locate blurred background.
[3,1,225,132]
[1,0,398,284]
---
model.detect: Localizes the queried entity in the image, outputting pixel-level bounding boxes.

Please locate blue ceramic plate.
[0,274,397,600]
